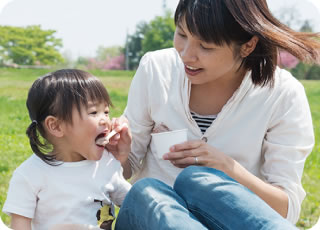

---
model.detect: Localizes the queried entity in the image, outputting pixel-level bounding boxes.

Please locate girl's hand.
[163,140,233,173]
[105,116,132,164]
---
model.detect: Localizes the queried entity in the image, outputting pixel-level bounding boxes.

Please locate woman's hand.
[105,116,132,164]
[163,140,233,173]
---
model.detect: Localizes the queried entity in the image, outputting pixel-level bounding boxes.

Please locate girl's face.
[173,19,244,85]
[60,100,111,162]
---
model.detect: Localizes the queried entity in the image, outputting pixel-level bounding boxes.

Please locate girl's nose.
[99,115,108,126]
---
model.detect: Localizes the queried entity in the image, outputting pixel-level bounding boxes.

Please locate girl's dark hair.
[174,0,320,86]
[26,69,112,165]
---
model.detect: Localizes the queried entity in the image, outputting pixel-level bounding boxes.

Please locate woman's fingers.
[170,140,202,152]
[163,140,203,160]
[171,155,203,168]
[108,117,130,145]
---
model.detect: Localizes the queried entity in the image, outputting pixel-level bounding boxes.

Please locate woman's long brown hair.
[175,0,320,86]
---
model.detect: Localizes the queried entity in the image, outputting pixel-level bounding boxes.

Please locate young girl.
[114,0,320,229]
[2,69,131,230]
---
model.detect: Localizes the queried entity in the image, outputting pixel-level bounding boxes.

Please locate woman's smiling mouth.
[185,65,203,76]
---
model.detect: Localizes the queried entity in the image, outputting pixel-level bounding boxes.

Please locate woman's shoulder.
[261,67,308,108]
[273,67,304,92]
[141,48,182,68]
[134,48,184,85]
[247,67,306,107]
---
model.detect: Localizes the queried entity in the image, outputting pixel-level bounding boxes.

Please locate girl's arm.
[10,214,31,230]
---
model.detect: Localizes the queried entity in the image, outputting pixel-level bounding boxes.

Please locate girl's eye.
[178,33,186,38]
[90,111,97,115]
[104,111,109,115]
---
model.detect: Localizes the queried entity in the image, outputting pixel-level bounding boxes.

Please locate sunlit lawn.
[0,68,319,229]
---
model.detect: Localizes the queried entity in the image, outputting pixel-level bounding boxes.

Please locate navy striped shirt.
[191,111,217,134]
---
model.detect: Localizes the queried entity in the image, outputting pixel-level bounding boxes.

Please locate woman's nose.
[180,44,198,63]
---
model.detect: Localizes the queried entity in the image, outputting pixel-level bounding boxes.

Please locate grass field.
[0,68,319,229]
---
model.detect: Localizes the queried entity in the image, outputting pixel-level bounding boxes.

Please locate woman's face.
[174,19,243,85]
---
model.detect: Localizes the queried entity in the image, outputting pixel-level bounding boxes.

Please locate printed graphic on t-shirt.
[94,199,115,230]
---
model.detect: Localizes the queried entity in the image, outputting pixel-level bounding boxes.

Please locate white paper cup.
[151,129,188,159]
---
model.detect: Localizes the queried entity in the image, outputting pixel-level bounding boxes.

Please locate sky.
[0,0,319,59]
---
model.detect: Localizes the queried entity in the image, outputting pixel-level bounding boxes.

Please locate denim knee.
[173,166,235,195]
[129,177,162,197]
[173,166,200,195]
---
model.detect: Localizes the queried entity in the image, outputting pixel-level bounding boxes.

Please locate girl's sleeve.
[109,167,132,206]
[2,170,38,218]
[123,53,155,176]
[261,80,314,224]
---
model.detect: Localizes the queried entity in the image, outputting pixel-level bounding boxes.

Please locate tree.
[278,50,299,69]
[142,11,175,53]
[126,11,175,69]
[274,7,320,80]
[0,25,64,65]
[289,20,320,80]
[299,20,313,33]
[96,45,123,61]
[126,22,150,70]
[274,6,302,30]
[75,45,125,71]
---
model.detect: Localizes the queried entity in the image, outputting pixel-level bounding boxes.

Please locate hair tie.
[32,120,38,125]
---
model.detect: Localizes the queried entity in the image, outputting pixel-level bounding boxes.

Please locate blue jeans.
[115,166,297,230]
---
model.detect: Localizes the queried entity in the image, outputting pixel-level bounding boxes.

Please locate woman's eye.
[178,33,186,38]
[200,44,213,50]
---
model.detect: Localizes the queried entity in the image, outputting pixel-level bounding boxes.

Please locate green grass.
[0,69,319,229]
[297,80,320,229]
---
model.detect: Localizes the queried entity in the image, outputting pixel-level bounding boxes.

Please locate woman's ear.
[240,36,259,58]
[44,116,64,138]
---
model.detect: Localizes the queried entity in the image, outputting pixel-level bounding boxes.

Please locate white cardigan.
[124,48,314,224]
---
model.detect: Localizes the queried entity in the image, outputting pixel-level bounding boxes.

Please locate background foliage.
[0,25,64,66]
[125,10,175,70]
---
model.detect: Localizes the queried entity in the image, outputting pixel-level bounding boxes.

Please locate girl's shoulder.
[15,154,49,174]
[10,154,48,192]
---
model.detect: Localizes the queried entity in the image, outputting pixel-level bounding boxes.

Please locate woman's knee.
[124,177,172,207]
[173,166,234,195]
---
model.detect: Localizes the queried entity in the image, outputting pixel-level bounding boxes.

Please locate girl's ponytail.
[26,120,56,165]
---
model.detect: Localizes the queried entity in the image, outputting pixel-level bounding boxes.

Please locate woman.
[109,0,320,229]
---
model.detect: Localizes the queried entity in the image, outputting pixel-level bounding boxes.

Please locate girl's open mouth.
[95,132,107,147]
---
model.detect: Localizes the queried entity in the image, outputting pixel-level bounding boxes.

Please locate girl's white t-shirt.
[2,151,131,230]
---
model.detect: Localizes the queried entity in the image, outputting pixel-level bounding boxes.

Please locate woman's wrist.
[219,154,236,177]
[121,157,132,179]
